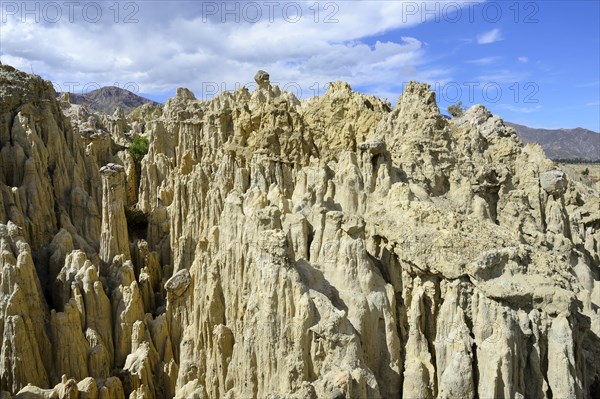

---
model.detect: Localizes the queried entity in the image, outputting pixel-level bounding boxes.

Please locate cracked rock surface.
[0,64,599,398]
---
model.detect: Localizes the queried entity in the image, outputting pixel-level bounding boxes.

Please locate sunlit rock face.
[0,64,599,399]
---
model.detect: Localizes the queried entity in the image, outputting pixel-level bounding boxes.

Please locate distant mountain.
[507,122,600,162]
[63,86,162,115]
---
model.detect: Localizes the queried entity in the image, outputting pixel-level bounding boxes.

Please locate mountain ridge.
[60,85,162,115]
[506,121,600,161]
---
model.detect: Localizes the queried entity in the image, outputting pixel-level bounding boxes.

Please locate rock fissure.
[0,66,598,398]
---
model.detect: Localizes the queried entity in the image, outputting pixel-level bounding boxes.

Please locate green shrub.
[129,135,149,163]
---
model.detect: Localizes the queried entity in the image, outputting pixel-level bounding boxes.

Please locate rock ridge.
[0,65,598,398]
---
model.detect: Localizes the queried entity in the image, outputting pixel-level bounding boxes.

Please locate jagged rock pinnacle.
[0,65,598,399]
[175,87,196,100]
[99,163,130,265]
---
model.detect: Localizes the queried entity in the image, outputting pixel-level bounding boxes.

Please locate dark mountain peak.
[506,122,600,162]
[61,85,162,115]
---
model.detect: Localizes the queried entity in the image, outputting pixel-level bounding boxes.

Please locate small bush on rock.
[129,135,149,163]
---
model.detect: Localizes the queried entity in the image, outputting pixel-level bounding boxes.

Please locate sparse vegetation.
[447,101,466,118]
[128,135,149,163]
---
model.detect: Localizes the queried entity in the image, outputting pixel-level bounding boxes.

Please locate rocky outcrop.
[0,223,51,393]
[99,163,130,265]
[540,169,568,196]
[0,65,598,398]
[0,65,101,254]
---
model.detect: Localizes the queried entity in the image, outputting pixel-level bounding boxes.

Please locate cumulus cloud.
[0,1,472,99]
[477,28,502,44]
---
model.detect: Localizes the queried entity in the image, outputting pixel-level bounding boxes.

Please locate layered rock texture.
[0,64,599,398]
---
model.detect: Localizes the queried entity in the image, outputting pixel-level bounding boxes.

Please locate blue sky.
[368,0,600,130]
[1,0,598,131]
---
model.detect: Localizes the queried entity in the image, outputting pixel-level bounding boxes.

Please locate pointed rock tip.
[175,87,196,100]
[327,81,352,94]
[58,91,72,103]
[459,104,494,125]
[398,81,436,105]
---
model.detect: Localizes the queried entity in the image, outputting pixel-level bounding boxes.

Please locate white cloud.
[498,104,543,113]
[518,56,528,64]
[0,1,472,99]
[577,81,600,88]
[467,56,501,65]
[477,29,502,44]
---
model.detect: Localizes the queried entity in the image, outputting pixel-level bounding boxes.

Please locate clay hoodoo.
[0,65,598,398]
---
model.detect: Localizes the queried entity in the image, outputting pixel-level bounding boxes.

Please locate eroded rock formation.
[0,64,599,398]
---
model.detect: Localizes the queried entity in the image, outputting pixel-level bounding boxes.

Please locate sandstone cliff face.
[0,64,599,398]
